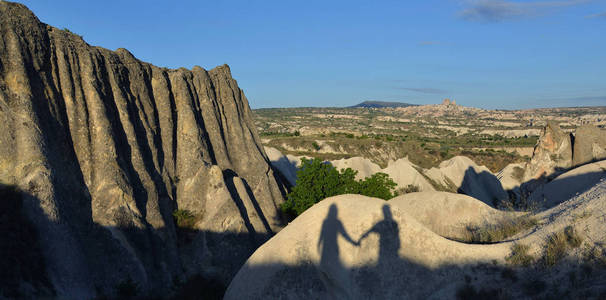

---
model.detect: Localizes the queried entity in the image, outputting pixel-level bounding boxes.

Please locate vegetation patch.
[395,184,420,195]
[505,243,534,267]
[464,216,537,243]
[173,209,199,229]
[512,166,525,182]
[280,158,397,217]
[542,226,583,267]
[172,209,202,244]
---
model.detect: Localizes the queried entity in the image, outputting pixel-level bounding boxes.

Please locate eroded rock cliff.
[523,121,573,182]
[0,2,285,298]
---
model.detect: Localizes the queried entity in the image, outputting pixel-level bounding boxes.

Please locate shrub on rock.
[281,158,396,216]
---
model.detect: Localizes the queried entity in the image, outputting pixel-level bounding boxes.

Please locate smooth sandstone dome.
[381,158,435,192]
[226,181,606,299]
[224,194,511,300]
[389,192,521,240]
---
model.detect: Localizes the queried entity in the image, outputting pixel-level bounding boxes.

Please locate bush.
[543,226,583,266]
[173,209,197,229]
[356,172,397,200]
[506,243,534,267]
[465,216,537,243]
[312,142,321,151]
[395,184,420,195]
[281,158,397,216]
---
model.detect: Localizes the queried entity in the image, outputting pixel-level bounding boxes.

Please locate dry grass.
[506,243,534,267]
[395,184,420,195]
[572,210,592,222]
[542,226,583,267]
[464,216,537,243]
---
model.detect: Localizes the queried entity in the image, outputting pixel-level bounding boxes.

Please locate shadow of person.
[317,204,359,299]
[359,204,400,267]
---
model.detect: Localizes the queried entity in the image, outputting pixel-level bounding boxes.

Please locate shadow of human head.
[382,204,392,220]
[328,203,338,217]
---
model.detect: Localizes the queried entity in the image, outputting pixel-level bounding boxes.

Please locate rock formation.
[225,184,606,299]
[496,163,525,191]
[0,2,285,298]
[425,156,508,206]
[264,146,302,186]
[572,125,606,167]
[528,160,606,208]
[331,157,436,192]
[330,157,382,181]
[521,122,606,198]
[440,98,456,106]
[380,158,435,192]
[523,121,573,182]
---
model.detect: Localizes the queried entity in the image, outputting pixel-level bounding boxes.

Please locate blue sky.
[18,0,606,109]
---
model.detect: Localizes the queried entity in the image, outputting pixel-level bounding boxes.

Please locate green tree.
[357,172,397,200]
[281,158,397,217]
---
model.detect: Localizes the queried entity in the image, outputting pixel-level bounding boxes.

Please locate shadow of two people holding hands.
[318,203,400,260]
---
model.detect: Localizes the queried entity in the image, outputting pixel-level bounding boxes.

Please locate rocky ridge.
[0,2,285,299]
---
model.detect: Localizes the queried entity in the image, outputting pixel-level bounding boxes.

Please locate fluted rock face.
[0,2,285,299]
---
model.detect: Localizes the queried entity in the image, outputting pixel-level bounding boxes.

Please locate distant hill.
[350,101,418,108]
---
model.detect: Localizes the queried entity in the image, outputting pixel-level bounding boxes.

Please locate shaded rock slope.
[0,2,286,298]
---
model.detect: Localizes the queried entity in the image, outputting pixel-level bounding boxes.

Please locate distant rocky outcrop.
[0,2,285,299]
[441,98,456,106]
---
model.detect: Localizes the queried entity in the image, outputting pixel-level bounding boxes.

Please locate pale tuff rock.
[524,121,573,182]
[522,122,606,195]
[0,2,285,298]
[226,183,606,299]
[424,156,508,206]
[572,124,606,167]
